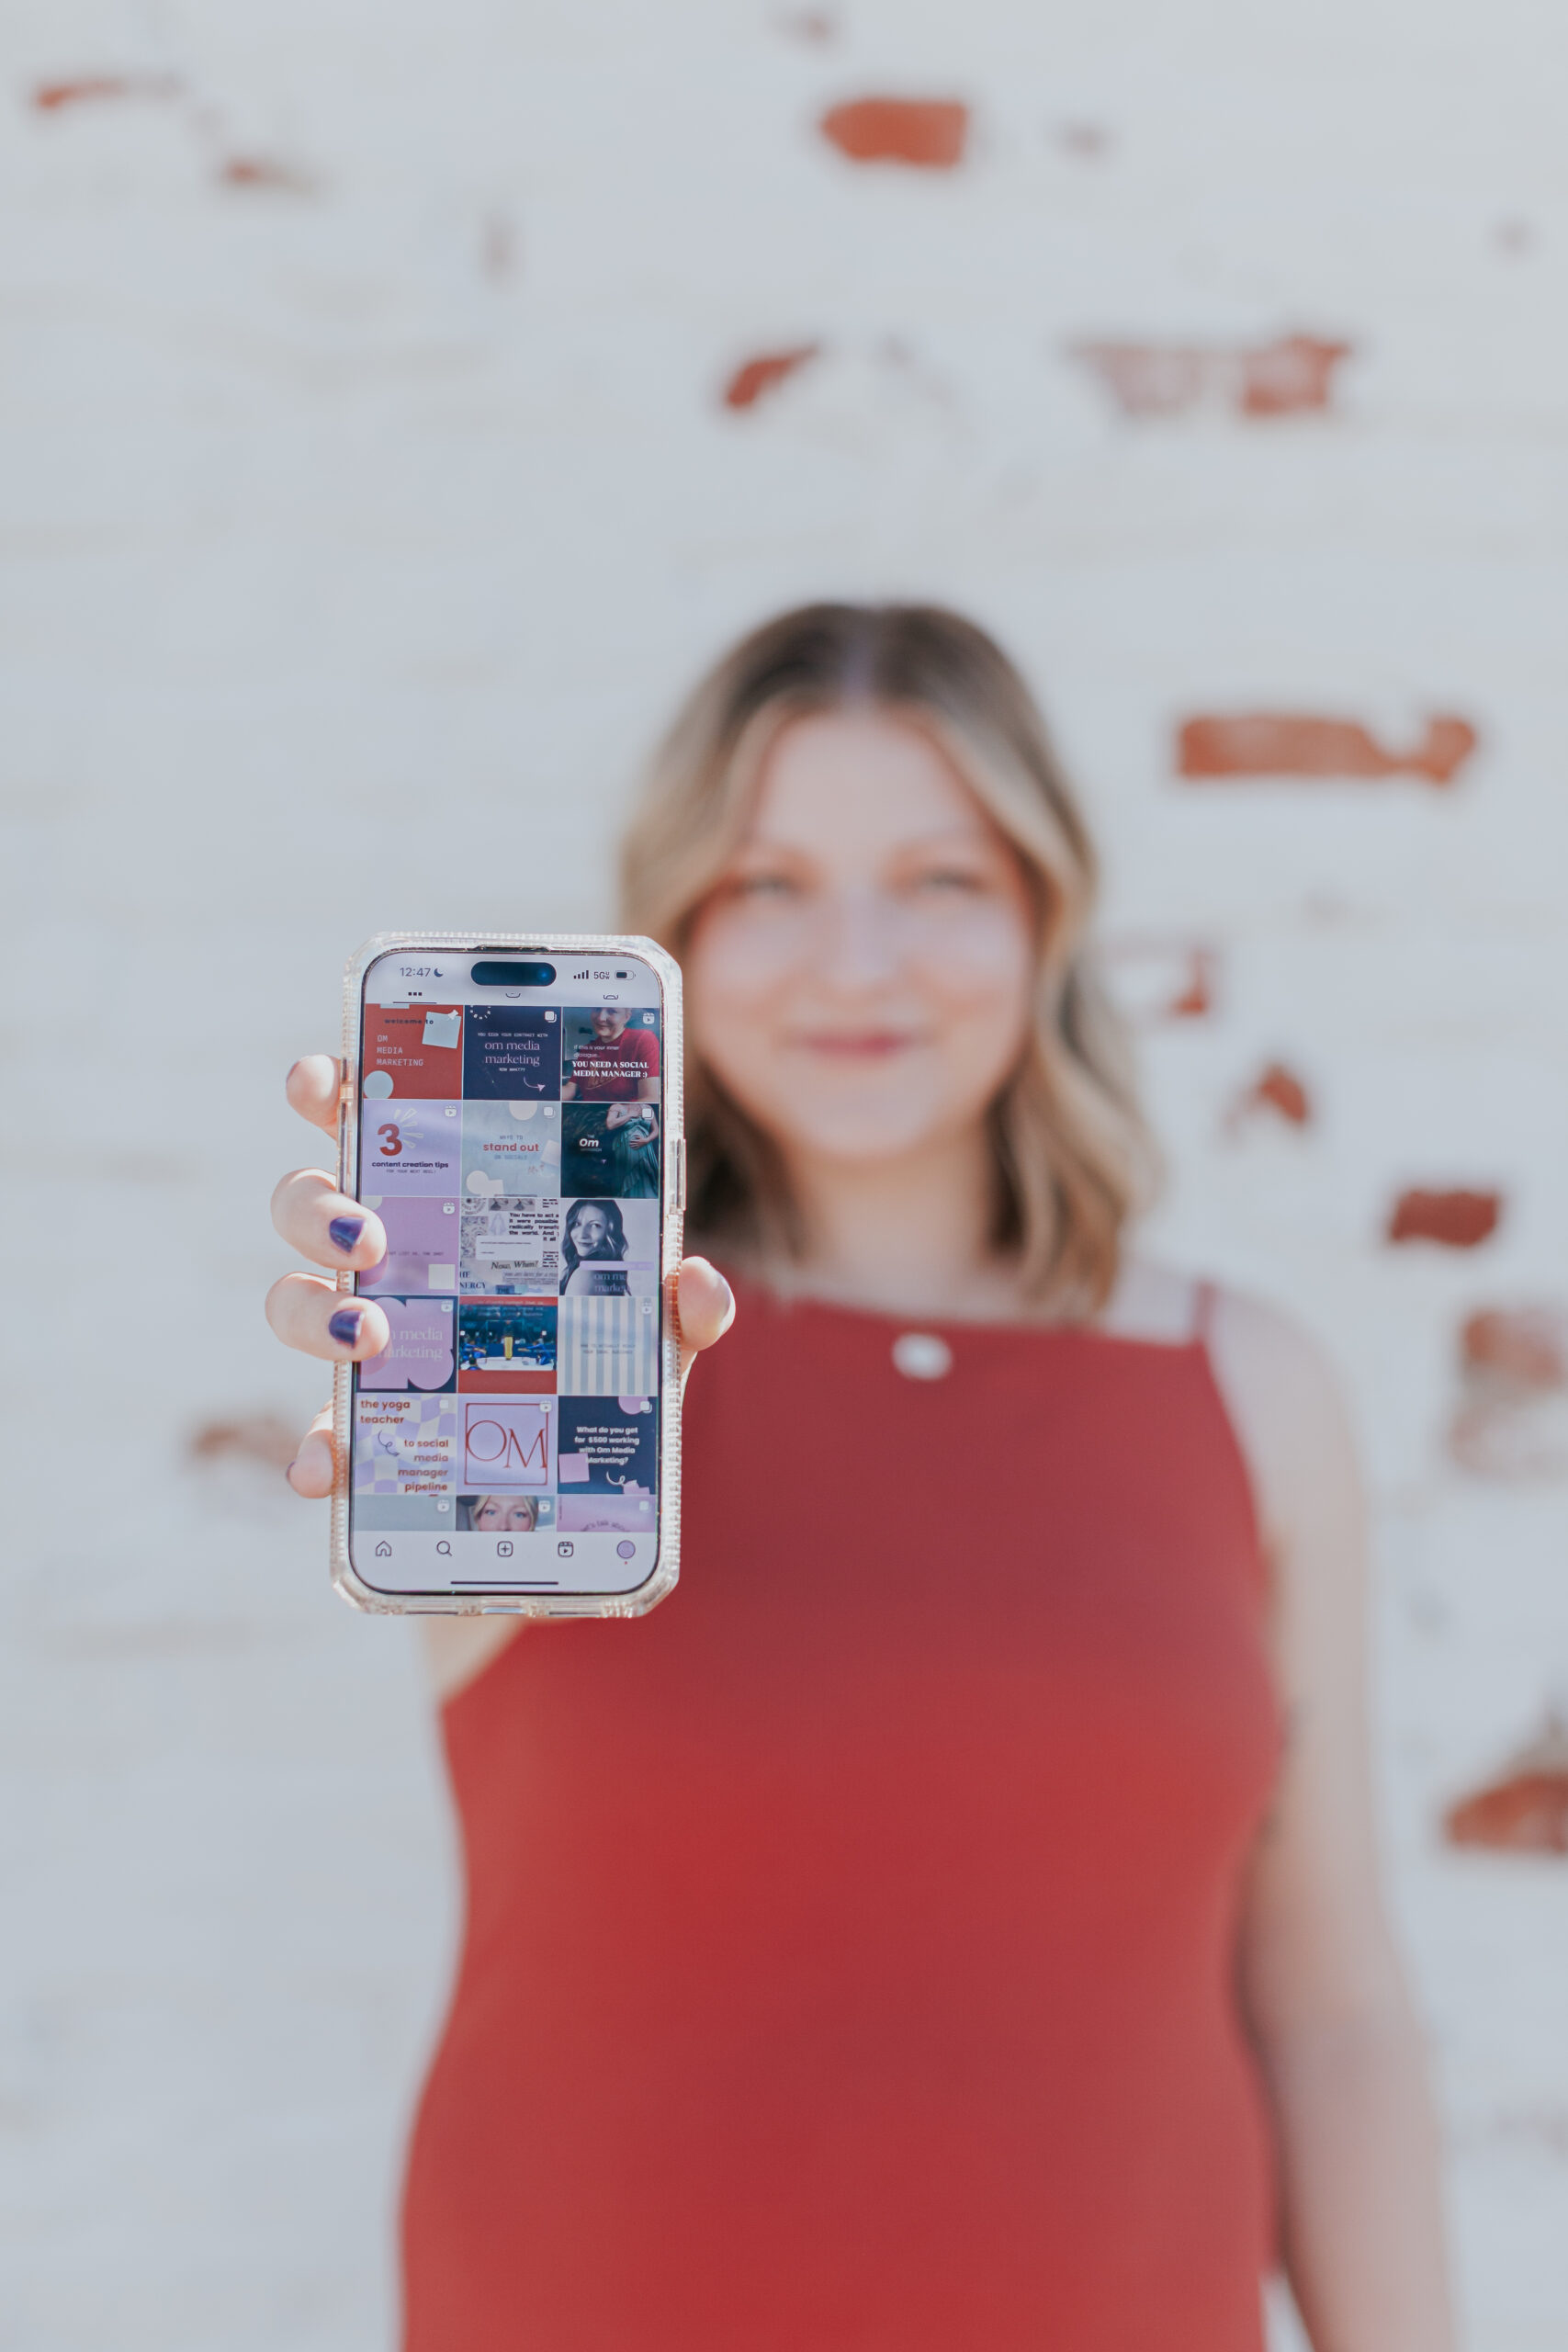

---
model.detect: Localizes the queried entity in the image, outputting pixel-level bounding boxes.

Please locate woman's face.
[473,1496,535,1532]
[570,1204,613,1256]
[591,1008,629,1041]
[685,710,1036,1168]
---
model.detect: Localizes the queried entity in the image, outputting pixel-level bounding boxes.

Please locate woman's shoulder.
[1122,1260,1360,1565]
[1192,1272,1351,1435]
[1107,1255,1339,1379]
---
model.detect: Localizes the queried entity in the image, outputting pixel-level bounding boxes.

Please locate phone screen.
[345,948,666,1600]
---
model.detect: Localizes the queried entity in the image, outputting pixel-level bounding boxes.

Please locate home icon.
[374,1542,392,1558]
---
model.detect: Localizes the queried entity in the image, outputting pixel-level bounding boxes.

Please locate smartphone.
[329,933,684,1618]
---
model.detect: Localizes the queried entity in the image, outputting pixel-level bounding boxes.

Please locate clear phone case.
[328,931,684,1620]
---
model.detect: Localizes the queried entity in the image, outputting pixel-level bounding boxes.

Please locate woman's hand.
[269,1055,735,1498]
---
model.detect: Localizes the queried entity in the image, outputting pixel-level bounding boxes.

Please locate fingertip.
[327,1300,389,1360]
[287,1054,344,1135]
[328,1208,387,1269]
[678,1255,737,1343]
[356,1302,390,1359]
[286,1430,336,1498]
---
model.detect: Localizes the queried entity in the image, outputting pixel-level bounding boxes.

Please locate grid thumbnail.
[462,1102,561,1198]
[463,1005,560,1099]
[558,1195,659,1297]
[360,1194,460,1294]
[361,1101,462,1193]
[457,1299,558,1393]
[560,1006,660,1102]
[461,1396,554,1491]
[363,1004,465,1098]
[561,1103,660,1196]
[460,1198,559,1295]
[558,1296,659,1393]
[359,1295,457,1392]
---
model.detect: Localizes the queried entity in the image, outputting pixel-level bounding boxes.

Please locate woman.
[560,1004,662,1102]
[461,1495,538,1535]
[558,1195,631,1296]
[268,605,1455,2350]
[559,1098,661,1197]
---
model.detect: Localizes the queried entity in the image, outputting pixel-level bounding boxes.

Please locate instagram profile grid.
[348,963,664,1594]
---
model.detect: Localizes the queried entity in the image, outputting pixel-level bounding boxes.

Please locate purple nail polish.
[328,1306,363,1347]
[329,1214,365,1253]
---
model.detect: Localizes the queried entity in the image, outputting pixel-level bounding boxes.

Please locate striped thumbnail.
[558,1295,660,1395]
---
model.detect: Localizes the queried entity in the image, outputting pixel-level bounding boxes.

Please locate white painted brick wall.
[5,4,1566,2345]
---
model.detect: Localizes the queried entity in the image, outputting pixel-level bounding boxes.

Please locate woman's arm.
[1208,1291,1458,2352]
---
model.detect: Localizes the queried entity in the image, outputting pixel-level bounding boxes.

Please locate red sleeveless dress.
[402,1282,1282,2351]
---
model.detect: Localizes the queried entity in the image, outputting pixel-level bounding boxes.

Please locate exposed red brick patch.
[819,98,968,169]
[1073,333,1352,421]
[1168,951,1215,1018]
[217,153,318,195]
[1386,1189,1503,1250]
[1237,335,1351,415]
[1449,1305,1568,1478]
[1179,713,1477,786]
[188,1413,299,1471]
[1228,1060,1313,1131]
[1102,937,1219,1023]
[31,72,181,110]
[722,344,821,411]
[1445,1715,1568,1855]
[1448,1773,1568,1853]
[1463,1307,1568,1388]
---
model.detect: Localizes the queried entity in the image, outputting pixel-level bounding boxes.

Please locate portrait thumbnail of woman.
[558,1198,631,1296]
[458,1495,538,1534]
[561,1007,660,1103]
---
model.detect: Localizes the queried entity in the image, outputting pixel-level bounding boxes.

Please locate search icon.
[436,1540,451,1556]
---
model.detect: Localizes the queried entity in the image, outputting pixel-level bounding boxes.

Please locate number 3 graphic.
[378,1121,404,1158]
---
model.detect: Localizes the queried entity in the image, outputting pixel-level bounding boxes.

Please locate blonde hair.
[617,602,1157,1315]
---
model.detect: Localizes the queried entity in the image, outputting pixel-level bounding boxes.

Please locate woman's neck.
[769,1126,1027,1321]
